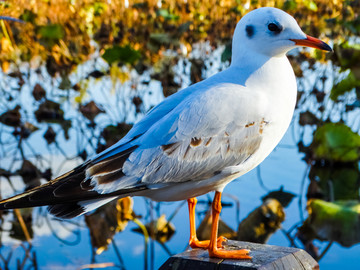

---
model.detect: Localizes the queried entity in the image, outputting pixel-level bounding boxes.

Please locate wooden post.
[159,240,319,270]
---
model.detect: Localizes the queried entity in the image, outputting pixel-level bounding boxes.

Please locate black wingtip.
[48,203,86,219]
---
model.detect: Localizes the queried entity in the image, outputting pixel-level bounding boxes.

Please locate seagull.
[0,7,331,259]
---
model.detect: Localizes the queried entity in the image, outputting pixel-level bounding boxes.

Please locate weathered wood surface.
[159,240,319,270]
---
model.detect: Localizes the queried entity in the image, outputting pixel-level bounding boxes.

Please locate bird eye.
[268,23,282,33]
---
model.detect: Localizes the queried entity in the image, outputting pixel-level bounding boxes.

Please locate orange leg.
[208,191,251,259]
[187,197,226,249]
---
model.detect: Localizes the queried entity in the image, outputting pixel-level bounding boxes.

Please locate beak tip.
[323,43,333,52]
[291,35,332,52]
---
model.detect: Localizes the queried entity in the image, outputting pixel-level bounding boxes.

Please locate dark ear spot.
[245,25,255,38]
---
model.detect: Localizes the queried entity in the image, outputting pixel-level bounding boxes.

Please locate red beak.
[290,35,332,52]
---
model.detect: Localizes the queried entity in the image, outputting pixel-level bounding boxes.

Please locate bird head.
[232,7,332,60]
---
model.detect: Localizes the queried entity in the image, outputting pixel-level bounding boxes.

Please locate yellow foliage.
[116,196,134,232]
[1,60,10,72]
[1,37,13,53]
[0,0,355,74]
[74,79,89,103]
[110,64,130,90]
[118,70,130,84]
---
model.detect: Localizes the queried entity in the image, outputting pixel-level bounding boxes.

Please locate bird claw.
[189,236,251,259]
[216,236,227,247]
[189,236,227,249]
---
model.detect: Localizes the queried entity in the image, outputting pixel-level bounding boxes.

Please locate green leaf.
[156,9,179,21]
[282,0,297,11]
[330,71,360,101]
[19,9,36,23]
[102,45,141,66]
[311,122,360,162]
[38,24,64,40]
[309,163,359,201]
[302,199,360,247]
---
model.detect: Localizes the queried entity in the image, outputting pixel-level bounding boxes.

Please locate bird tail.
[47,197,119,219]
[0,162,145,219]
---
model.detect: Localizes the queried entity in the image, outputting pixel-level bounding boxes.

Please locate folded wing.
[0,82,269,218]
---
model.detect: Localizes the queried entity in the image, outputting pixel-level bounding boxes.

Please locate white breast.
[238,56,297,174]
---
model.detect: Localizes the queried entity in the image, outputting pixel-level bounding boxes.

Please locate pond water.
[0,45,359,270]
[2,129,359,270]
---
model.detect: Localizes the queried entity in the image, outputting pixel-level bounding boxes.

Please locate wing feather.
[0,78,270,218]
[91,83,269,193]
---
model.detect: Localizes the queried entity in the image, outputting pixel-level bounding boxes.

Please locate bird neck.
[230,51,266,73]
[230,45,286,68]
[226,51,295,98]
[227,49,284,88]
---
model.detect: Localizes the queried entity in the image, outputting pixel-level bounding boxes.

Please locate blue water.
[1,125,357,270]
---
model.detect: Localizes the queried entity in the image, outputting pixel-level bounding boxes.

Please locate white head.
[231,7,331,62]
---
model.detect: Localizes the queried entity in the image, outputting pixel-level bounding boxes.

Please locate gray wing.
[0,82,269,218]
[88,83,270,194]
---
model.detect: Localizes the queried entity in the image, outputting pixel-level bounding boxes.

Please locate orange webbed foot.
[189,238,209,249]
[189,236,227,249]
[188,194,251,260]
[208,247,252,260]
[206,192,252,260]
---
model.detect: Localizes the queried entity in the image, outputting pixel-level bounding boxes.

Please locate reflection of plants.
[237,199,285,244]
[293,41,360,262]
[300,200,360,247]
[311,123,360,162]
